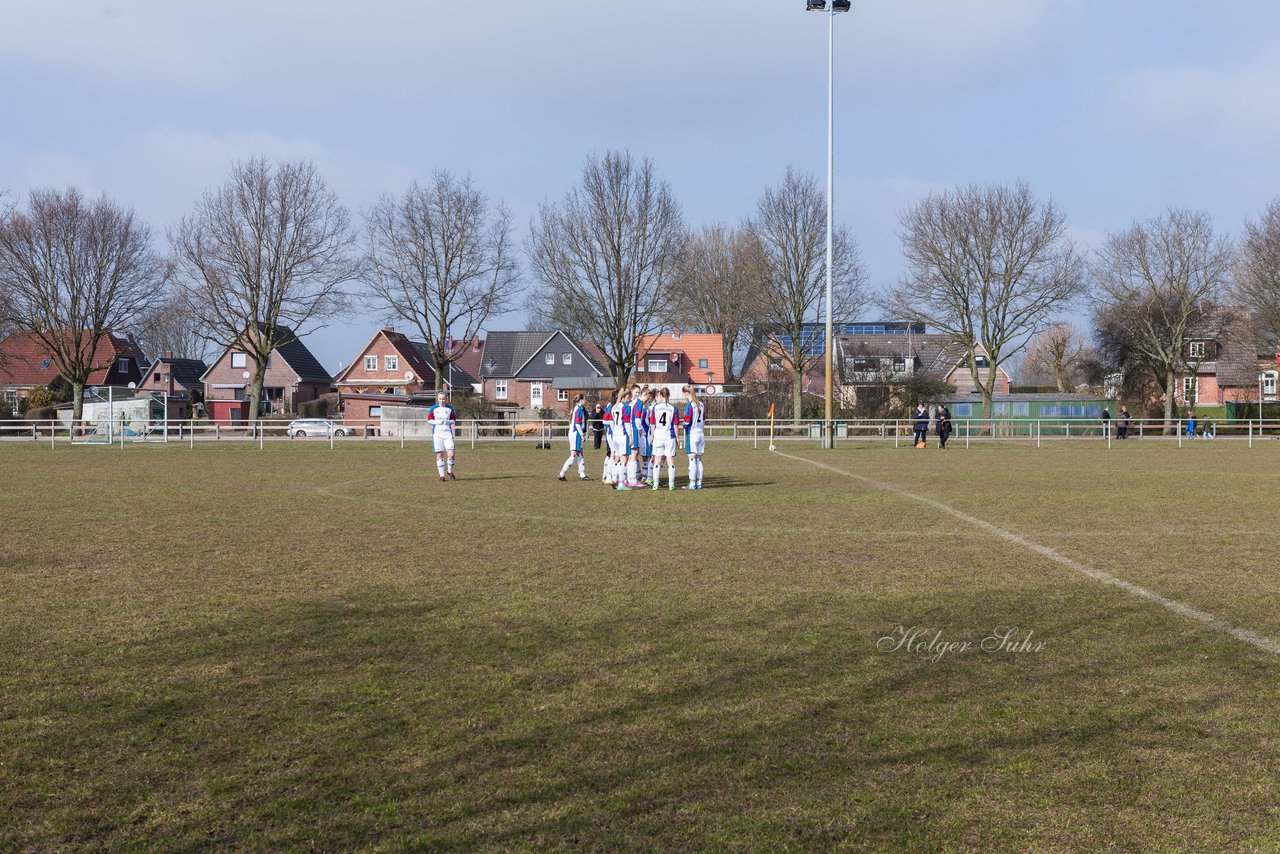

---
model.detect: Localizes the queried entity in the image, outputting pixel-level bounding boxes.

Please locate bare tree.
[883,181,1084,415]
[1091,208,1234,429]
[747,167,868,419]
[1018,322,1088,391]
[131,297,212,363]
[364,172,519,391]
[668,223,763,383]
[1234,198,1280,341]
[171,159,359,423]
[0,188,166,425]
[526,150,683,387]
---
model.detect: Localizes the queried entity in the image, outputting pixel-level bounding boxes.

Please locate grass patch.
[2,440,1280,850]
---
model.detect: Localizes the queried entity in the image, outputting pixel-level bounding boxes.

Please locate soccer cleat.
[651,482,658,491]
[669,485,675,491]
[439,475,447,482]
[557,475,567,481]
[616,484,631,491]
[448,472,456,480]
[580,475,593,481]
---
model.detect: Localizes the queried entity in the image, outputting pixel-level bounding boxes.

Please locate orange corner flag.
[767,403,775,418]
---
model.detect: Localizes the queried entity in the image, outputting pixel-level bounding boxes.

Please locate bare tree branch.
[0,187,167,424]
[363,171,520,390]
[170,158,360,422]
[1234,197,1280,343]
[667,223,763,383]
[526,150,684,387]
[747,167,869,419]
[882,181,1084,414]
[1090,207,1234,429]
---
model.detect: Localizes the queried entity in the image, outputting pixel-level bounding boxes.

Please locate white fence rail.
[3,417,1280,449]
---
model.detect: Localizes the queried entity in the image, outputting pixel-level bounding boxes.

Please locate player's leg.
[446,444,456,478]
[435,447,446,480]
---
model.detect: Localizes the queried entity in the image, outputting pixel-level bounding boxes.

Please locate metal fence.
[3,417,1280,449]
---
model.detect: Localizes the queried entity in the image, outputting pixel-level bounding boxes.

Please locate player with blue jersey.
[681,384,706,489]
[558,394,592,481]
[648,387,679,491]
[426,391,457,482]
[627,386,649,487]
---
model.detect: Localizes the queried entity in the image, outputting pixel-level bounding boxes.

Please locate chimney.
[164,350,173,360]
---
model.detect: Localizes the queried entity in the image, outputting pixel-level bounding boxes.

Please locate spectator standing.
[936,405,952,449]
[1101,408,1111,439]
[912,403,929,448]
[1186,411,1197,440]
[590,403,606,450]
[1117,406,1131,440]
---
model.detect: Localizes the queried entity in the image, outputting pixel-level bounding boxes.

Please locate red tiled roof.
[0,330,144,387]
[637,333,725,383]
[452,337,485,380]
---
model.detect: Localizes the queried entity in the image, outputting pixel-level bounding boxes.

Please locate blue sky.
[3,0,1279,369]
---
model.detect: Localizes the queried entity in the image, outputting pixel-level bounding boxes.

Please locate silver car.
[287,418,348,438]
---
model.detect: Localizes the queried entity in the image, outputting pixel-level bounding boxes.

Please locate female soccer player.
[426,391,457,482]
[607,390,633,490]
[648,387,679,491]
[558,394,592,481]
[681,384,706,490]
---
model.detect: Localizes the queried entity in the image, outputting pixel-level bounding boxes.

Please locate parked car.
[287,418,348,438]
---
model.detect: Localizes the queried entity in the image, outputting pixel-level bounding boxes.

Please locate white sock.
[560,456,572,477]
[447,457,455,473]
[688,460,696,486]
[436,459,446,478]
[668,462,675,488]
[627,460,638,483]
[577,457,585,477]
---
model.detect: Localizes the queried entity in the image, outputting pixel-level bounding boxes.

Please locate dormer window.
[117,357,132,372]
[648,358,668,373]
[1189,341,1205,359]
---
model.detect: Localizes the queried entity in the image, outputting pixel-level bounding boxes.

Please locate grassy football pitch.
[2,438,1279,851]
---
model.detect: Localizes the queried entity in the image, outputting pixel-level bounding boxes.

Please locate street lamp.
[806,0,850,448]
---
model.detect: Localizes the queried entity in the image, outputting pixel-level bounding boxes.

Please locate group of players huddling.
[559,385,707,491]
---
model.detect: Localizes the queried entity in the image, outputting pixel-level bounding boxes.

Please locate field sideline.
[2,440,1279,850]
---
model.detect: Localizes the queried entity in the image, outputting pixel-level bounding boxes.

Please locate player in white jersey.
[627,386,648,487]
[647,387,679,491]
[681,384,706,489]
[426,391,458,482]
[606,390,633,490]
[558,394,592,481]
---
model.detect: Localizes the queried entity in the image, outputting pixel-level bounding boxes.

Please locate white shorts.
[685,431,705,456]
[608,432,629,456]
[652,439,676,459]
[635,432,650,457]
[433,434,455,453]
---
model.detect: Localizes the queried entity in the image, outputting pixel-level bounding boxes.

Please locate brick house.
[742,322,1011,408]
[1174,309,1277,408]
[479,331,607,414]
[201,325,332,423]
[137,352,209,421]
[632,332,727,396]
[332,327,478,428]
[0,330,145,416]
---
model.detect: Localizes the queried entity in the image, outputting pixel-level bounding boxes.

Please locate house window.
[117,357,132,373]
[3,390,17,415]
[993,402,1009,416]
[545,353,555,365]
[1264,372,1278,396]
[952,403,973,417]
[969,355,990,368]
[153,372,161,382]
[231,352,247,368]
[648,359,667,373]
[495,380,507,399]
[1182,376,1197,404]
[364,355,378,371]
[698,358,709,369]
[892,358,907,372]
[369,406,382,417]
[557,389,569,402]
[562,353,572,365]
[1013,402,1030,417]
[1189,341,1205,359]
[385,355,398,372]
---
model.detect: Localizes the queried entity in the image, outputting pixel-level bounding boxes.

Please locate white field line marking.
[773,449,1280,656]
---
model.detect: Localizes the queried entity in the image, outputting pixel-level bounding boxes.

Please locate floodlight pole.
[808,1,848,449]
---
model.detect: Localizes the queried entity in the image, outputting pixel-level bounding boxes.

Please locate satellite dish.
[404,371,414,382]
[127,382,136,389]
[242,371,251,380]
